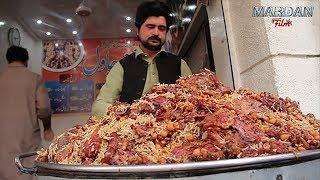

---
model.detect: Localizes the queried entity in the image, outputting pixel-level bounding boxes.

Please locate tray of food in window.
[15,70,320,179]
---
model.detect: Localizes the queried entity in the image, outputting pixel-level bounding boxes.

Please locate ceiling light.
[169,13,177,17]
[126,29,131,33]
[0,21,5,26]
[127,40,131,44]
[36,20,42,24]
[72,31,78,35]
[46,32,51,36]
[182,17,191,23]
[186,5,197,11]
[55,43,58,47]
[78,42,83,46]
[66,18,72,23]
[169,25,177,29]
[125,16,132,21]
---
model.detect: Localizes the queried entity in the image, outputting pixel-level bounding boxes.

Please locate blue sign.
[45,80,94,113]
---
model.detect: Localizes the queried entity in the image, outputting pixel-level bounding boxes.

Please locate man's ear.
[135,27,140,40]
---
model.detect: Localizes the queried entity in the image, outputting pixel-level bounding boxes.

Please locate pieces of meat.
[38,69,320,165]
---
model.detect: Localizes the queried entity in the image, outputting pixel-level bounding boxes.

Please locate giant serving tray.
[15,150,320,179]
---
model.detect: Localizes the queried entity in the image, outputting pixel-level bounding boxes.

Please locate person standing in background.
[92,0,192,116]
[0,46,54,180]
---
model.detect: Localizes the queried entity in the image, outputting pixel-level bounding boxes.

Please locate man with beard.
[92,0,192,116]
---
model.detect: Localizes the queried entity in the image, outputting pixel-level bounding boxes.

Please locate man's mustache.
[148,36,161,42]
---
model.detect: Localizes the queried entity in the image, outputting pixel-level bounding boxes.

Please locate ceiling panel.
[1,0,147,40]
[0,0,196,40]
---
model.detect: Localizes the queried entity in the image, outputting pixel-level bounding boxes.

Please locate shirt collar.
[8,62,26,67]
[134,46,167,60]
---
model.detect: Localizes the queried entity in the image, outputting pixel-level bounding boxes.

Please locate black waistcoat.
[119,52,181,103]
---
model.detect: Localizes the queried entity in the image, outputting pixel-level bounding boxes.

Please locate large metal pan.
[15,150,320,179]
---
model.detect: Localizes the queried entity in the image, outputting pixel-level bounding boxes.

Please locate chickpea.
[253,94,261,100]
[151,133,158,140]
[280,134,290,141]
[161,140,167,146]
[159,157,166,164]
[177,102,185,108]
[250,112,257,119]
[160,130,168,138]
[186,134,195,141]
[167,122,175,131]
[155,143,162,149]
[250,112,262,119]
[267,117,277,124]
[121,141,128,150]
[292,111,298,116]
[174,122,180,130]
[287,107,294,113]
[297,146,306,151]
[309,130,319,138]
[314,135,320,141]
[192,148,202,157]
[262,126,270,132]
[200,148,208,157]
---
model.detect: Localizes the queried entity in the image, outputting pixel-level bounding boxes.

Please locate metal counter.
[15,150,320,179]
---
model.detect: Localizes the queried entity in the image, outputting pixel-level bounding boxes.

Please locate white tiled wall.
[221,0,320,118]
[273,56,320,118]
[262,0,320,55]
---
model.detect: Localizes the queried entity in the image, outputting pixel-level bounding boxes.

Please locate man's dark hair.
[135,0,172,31]
[6,46,29,63]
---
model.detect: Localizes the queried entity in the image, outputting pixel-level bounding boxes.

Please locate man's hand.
[44,128,54,141]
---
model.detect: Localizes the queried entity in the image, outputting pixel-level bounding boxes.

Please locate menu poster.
[45,80,94,113]
[46,81,69,113]
[69,80,94,112]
